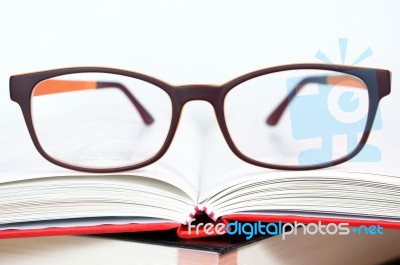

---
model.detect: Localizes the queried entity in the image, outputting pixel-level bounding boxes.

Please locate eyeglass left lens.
[31,72,173,169]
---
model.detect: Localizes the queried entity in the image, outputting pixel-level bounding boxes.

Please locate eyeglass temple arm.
[97,81,154,124]
[33,79,154,125]
[266,75,366,126]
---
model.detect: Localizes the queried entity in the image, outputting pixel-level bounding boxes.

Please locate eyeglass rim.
[9,64,391,173]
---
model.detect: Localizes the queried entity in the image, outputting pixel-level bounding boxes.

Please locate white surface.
[1,0,399,167]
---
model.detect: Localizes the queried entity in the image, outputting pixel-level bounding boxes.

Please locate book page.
[198,88,400,201]
[0,217,173,231]
[0,101,203,201]
[0,175,195,225]
[195,101,400,221]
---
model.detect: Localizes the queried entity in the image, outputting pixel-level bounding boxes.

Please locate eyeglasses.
[10,64,391,173]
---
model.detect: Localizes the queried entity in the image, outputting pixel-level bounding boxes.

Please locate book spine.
[185,205,218,224]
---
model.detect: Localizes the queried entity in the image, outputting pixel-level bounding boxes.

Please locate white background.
[0,0,399,167]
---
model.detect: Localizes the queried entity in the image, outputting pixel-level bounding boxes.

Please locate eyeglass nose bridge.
[173,84,223,107]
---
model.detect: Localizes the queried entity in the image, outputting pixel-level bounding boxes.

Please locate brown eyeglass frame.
[9,64,391,173]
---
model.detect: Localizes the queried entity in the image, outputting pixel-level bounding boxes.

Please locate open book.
[0,101,399,239]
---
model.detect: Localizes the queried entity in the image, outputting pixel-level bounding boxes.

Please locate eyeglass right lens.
[224,69,370,167]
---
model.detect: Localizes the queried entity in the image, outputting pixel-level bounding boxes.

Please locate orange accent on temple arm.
[327,75,366,88]
[33,79,154,125]
[266,75,366,126]
[33,80,96,96]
